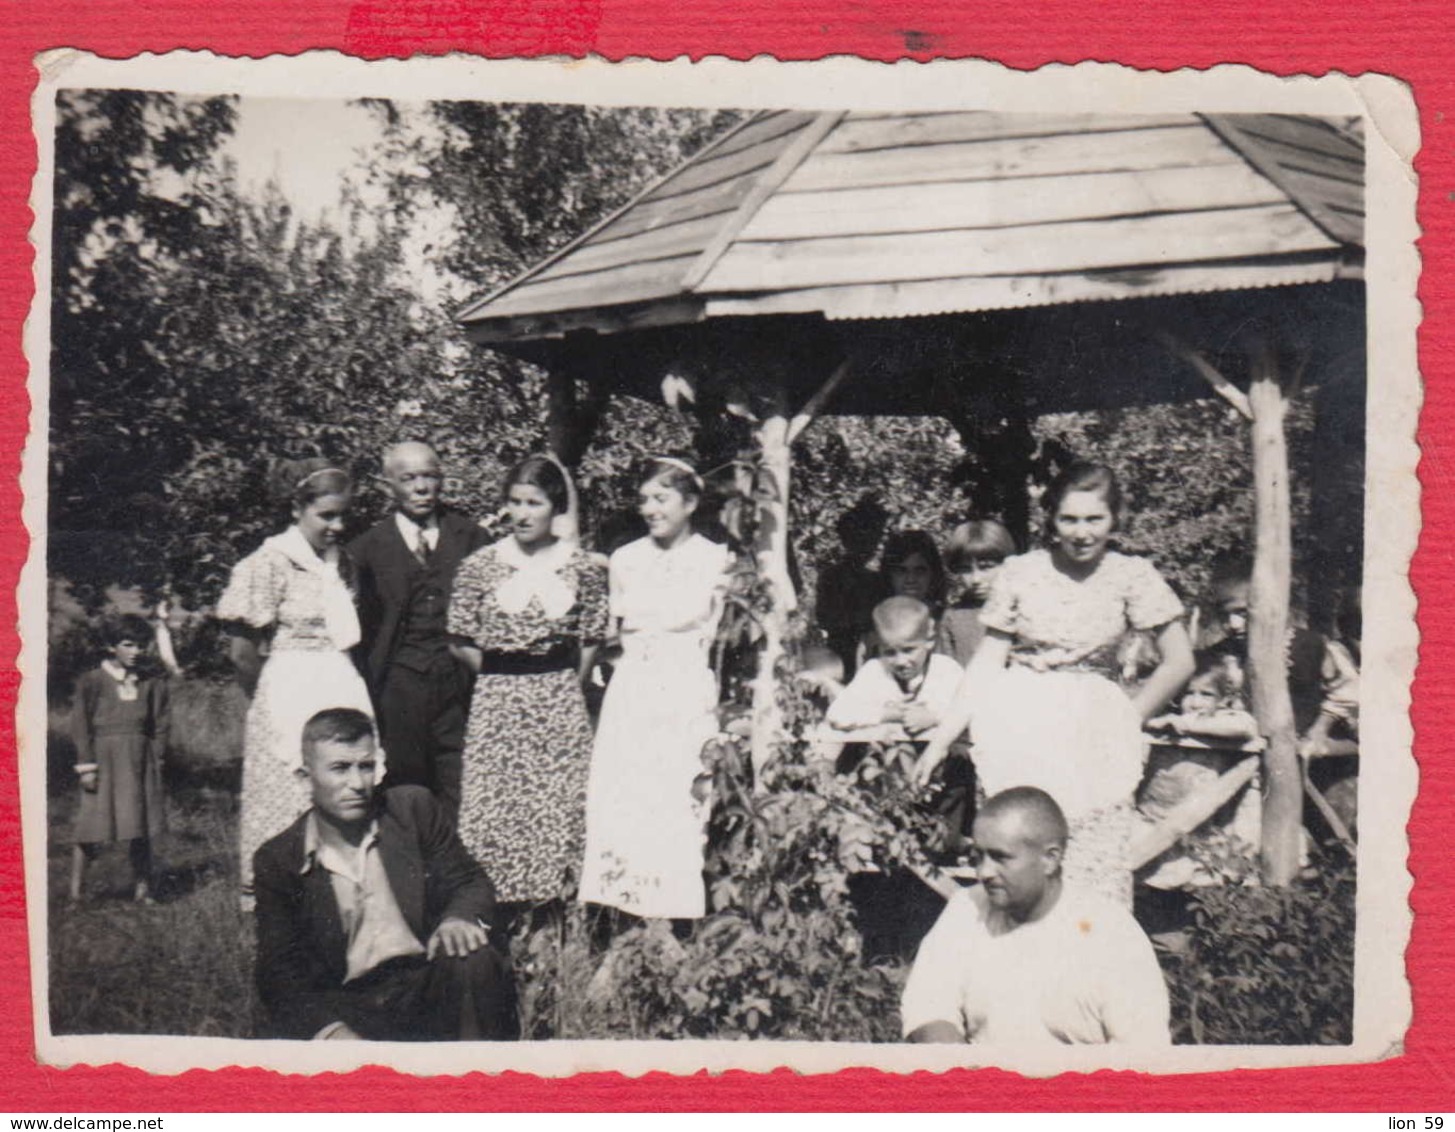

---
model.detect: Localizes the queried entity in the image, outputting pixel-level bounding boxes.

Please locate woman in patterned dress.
[579,458,732,921]
[447,455,608,908]
[216,459,373,899]
[918,463,1194,905]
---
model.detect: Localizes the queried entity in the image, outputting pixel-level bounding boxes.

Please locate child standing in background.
[937,519,1015,666]
[69,613,170,904]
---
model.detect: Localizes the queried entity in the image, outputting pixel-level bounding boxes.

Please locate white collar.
[267,524,340,574]
[263,526,361,650]
[492,535,576,619]
[301,810,380,878]
[395,511,439,544]
[100,659,137,684]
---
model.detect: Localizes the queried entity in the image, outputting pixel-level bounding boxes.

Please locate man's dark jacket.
[252,786,497,1039]
[347,509,490,694]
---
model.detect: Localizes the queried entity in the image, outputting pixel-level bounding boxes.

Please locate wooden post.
[750,393,796,778]
[545,363,578,463]
[546,332,611,468]
[1247,343,1302,886]
[1158,331,1301,886]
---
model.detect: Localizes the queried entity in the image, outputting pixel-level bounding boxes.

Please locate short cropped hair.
[944,519,1016,571]
[871,595,933,639]
[978,786,1069,848]
[301,708,375,759]
[100,613,153,647]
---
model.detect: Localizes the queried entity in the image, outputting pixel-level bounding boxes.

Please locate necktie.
[415,530,433,568]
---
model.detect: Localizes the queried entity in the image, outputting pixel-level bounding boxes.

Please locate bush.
[510,646,945,1041]
[1164,845,1355,1045]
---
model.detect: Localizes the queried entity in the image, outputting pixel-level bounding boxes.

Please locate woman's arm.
[227,631,266,699]
[577,643,600,690]
[1128,620,1195,722]
[448,637,483,676]
[912,630,1012,787]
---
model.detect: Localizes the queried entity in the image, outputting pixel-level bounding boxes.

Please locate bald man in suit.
[349,443,489,815]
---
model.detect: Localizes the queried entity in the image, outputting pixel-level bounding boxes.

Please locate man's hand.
[427,917,490,960]
[78,769,99,794]
[323,1022,363,1040]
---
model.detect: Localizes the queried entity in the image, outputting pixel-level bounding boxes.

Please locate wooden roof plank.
[707,109,820,159]
[1230,132,1362,183]
[700,204,1336,291]
[529,212,735,281]
[680,111,847,291]
[1201,114,1364,247]
[1234,114,1363,164]
[457,111,770,323]
[783,124,1240,193]
[699,258,1345,320]
[816,111,1197,154]
[739,163,1287,241]
[650,123,810,199]
[480,252,704,317]
[591,175,758,243]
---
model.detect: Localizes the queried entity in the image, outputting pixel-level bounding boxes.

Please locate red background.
[1,0,1448,1111]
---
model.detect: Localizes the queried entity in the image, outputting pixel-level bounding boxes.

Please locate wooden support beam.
[787,358,852,444]
[749,395,797,778]
[1303,764,1358,854]
[1129,755,1260,870]
[1247,341,1303,886]
[1156,330,1254,420]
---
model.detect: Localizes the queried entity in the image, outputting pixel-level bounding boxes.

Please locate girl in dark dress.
[69,613,169,903]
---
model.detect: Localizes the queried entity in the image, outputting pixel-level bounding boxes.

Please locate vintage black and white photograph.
[21,54,1418,1075]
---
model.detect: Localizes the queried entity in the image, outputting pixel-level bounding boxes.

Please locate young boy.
[826,596,963,742]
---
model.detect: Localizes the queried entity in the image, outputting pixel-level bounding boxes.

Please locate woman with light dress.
[917,462,1194,906]
[578,458,732,921]
[216,458,374,899]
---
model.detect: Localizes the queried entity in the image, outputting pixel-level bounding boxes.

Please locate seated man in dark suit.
[253,708,518,1041]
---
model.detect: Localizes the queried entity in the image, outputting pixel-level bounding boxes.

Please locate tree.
[49,89,238,606]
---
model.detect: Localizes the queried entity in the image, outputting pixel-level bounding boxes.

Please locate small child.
[937,519,1015,666]
[827,596,963,740]
[69,613,170,904]
[1146,654,1258,743]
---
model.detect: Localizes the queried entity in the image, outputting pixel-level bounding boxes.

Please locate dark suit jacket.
[347,508,490,693]
[252,785,498,1039]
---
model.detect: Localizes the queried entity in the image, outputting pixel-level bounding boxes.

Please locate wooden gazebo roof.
[458,110,1364,344]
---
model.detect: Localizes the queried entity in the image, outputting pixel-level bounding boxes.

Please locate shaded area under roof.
[458,110,1364,344]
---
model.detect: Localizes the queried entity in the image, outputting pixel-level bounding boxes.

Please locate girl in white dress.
[579,458,731,920]
[216,459,374,899]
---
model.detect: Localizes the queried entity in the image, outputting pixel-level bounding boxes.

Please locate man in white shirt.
[901,786,1171,1046]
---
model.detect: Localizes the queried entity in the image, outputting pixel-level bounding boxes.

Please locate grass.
[44,678,1354,1044]
[47,679,255,1037]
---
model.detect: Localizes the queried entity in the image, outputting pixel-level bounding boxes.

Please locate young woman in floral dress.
[918,462,1194,906]
[448,455,608,908]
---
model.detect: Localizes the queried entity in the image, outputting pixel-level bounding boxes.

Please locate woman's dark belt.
[476,648,574,676]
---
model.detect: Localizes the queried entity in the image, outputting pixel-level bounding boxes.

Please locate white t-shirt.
[825,652,963,732]
[900,884,1171,1046]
